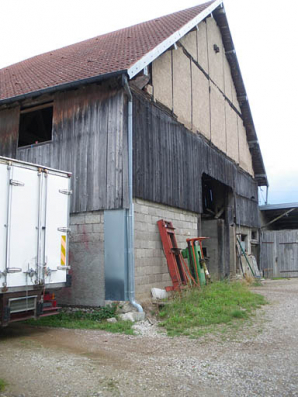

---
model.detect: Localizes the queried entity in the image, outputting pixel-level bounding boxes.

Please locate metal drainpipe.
[123,75,143,313]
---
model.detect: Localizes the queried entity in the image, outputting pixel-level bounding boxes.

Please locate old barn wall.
[0,106,20,157]
[151,16,254,176]
[0,85,128,213]
[133,92,259,228]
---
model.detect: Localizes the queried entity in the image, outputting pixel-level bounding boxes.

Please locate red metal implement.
[157,219,187,291]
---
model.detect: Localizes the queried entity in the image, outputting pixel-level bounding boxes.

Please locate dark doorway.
[201,174,235,280]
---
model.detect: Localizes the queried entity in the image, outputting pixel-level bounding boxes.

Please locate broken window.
[240,234,248,252]
[18,103,53,147]
[251,230,258,241]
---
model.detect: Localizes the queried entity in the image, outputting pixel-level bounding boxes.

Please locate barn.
[0,0,268,307]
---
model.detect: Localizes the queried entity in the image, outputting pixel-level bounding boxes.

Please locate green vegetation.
[158,281,267,338]
[0,378,8,392]
[271,277,289,280]
[25,305,134,335]
[251,278,263,287]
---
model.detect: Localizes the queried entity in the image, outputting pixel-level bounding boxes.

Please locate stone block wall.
[134,199,199,300]
[56,211,105,307]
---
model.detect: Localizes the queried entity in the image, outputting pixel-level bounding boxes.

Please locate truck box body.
[0,156,71,325]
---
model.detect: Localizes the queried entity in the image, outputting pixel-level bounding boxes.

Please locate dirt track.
[1,279,298,397]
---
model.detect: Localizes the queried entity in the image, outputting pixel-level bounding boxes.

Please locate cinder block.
[135,212,145,222]
[149,275,157,284]
[134,221,143,231]
[92,223,103,233]
[162,273,171,282]
[70,233,89,243]
[144,266,152,275]
[152,265,162,274]
[140,205,149,215]
[70,215,85,225]
[135,276,150,286]
[155,274,163,282]
[77,224,93,234]
[134,203,142,212]
[134,240,143,249]
[151,215,160,224]
[143,214,151,223]
[85,214,101,224]
[135,249,144,259]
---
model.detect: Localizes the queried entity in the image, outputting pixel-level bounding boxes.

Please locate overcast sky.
[1,0,297,205]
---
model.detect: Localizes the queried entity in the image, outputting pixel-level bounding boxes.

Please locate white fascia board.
[128,0,223,79]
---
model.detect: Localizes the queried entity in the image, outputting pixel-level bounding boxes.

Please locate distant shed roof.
[260,203,298,230]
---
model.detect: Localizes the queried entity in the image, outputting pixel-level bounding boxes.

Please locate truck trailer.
[0,156,71,326]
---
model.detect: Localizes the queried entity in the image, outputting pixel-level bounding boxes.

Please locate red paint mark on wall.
[81,224,89,250]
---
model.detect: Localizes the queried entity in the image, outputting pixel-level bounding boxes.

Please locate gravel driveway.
[0,279,298,397]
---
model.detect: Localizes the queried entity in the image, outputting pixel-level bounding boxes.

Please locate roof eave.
[0,69,127,107]
[213,6,268,187]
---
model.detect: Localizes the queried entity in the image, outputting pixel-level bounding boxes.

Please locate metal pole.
[123,76,143,313]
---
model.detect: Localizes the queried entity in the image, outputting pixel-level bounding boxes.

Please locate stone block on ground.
[107,317,117,323]
[151,288,168,300]
[119,312,146,322]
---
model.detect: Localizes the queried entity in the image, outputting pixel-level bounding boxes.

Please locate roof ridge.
[0,1,218,102]
[0,1,216,71]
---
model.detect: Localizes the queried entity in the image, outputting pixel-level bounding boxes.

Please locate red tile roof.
[0,1,215,102]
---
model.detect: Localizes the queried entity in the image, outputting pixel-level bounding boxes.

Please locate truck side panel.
[7,165,39,287]
[44,172,70,285]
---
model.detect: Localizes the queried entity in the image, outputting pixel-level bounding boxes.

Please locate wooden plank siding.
[132,92,260,228]
[0,85,128,213]
[260,230,298,278]
[0,83,259,226]
[0,106,20,157]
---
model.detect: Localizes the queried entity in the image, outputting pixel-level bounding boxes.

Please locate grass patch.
[158,281,267,338]
[271,277,289,280]
[251,278,263,287]
[0,378,8,392]
[24,305,134,335]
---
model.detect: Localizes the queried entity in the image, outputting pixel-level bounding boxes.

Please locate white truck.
[0,156,71,326]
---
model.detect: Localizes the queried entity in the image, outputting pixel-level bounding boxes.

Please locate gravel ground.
[0,279,298,397]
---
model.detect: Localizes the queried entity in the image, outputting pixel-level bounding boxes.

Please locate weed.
[271,277,289,281]
[158,281,267,338]
[0,378,8,392]
[25,304,134,335]
[251,278,263,287]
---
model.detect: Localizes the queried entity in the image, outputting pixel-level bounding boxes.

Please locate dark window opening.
[240,234,248,252]
[251,230,258,240]
[18,104,53,147]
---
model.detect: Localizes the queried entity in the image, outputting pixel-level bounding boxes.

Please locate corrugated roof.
[260,203,298,211]
[0,1,215,102]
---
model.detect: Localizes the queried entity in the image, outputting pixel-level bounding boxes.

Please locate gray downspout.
[123,76,143,313]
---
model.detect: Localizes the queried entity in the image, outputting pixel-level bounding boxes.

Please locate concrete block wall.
[56,211,105,307]
[134,198,199,301]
